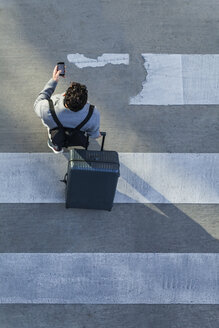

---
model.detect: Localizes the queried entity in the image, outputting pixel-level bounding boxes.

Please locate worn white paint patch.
[0,253,218,304]
[0,153,218,203]
[130,54,219,105]
[67,53,129,68]
[130,54,183,105]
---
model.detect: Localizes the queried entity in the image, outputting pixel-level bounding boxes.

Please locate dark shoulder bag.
[48,99,94,149]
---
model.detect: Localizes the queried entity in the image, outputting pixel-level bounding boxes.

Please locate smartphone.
[57,62,65,76]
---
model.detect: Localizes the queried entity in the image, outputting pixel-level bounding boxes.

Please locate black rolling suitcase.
[62,132,120,211]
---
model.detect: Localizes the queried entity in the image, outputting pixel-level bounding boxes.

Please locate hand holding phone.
[57,62,65,77]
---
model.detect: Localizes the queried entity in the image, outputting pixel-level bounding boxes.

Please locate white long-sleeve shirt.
[34,79,100,138]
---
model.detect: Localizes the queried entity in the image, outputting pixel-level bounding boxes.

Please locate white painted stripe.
[0,253,218,304]
[0,153,218,203]
[67,53,129,68]
[130,54,219,105]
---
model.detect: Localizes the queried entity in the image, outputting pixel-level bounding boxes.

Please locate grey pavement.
[1,305,219,328]
[0,0,219,327]
[0,204,219,253]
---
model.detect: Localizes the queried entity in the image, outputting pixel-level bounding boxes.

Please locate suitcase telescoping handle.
[100,131,106,151]
[86,131,106,151]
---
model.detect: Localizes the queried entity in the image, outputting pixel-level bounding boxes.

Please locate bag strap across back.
[48,99,94,131]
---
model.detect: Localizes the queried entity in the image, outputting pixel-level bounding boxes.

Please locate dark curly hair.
[64,82,88,112]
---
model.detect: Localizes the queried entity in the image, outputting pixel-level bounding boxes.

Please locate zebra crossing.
[0,153,219,203]
[0,0,219,326]
[1,253,219,304]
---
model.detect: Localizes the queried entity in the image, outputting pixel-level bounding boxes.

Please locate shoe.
[47,138,63,154]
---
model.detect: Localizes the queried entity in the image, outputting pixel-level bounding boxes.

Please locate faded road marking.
[67,53,129,68]
[130,54,219,105]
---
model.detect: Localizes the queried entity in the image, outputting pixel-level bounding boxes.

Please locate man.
[34,65,101,153]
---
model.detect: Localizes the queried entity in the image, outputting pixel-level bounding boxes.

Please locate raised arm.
[33,66,62,118]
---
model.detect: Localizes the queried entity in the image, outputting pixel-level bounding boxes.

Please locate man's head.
[64,82,88,112]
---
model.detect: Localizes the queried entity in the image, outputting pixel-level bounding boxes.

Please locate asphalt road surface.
[0,0,219,327]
